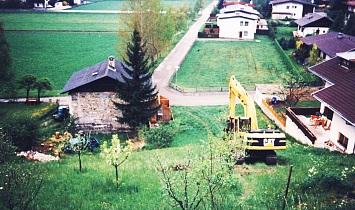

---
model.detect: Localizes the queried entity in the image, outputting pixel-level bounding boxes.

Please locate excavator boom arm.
[228,76,258,130]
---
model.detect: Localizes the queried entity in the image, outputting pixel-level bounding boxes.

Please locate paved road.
[152,2,232,106]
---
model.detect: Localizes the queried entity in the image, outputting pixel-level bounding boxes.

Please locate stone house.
[61,56,126,131]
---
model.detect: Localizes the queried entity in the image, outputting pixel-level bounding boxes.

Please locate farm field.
[6,31,118,95]
[1,104,355,209]
[69,0,197,10]
[175,35,288,90]
[0,12,120,31]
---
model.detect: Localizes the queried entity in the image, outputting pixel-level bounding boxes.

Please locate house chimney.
[337,32,344,39]
[108,56,115,71]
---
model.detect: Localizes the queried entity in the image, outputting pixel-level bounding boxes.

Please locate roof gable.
[294,13,332,27]
[308,55,355,125]
[61,57,129,94]
[300,32,355,57]
[270,0,316,6]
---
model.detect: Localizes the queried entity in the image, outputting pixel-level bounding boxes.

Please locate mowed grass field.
[69,0,196,10]
[6,31,118,95]
[0,12,120,31]
[176,35,288,90]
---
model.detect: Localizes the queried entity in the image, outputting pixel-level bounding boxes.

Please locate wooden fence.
[262,99,286,127]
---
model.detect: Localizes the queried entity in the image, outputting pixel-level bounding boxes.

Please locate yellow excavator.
[226,76,286,165]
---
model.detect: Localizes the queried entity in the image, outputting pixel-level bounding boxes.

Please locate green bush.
[1,115,40,151]
[301,172,352,195]
[140,122,178,149]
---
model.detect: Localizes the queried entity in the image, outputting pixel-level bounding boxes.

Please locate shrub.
[288,37,296,48]
[1,115,40,151]
[300,172,352,195]
[0,129,16,164]
[140,122,178,149]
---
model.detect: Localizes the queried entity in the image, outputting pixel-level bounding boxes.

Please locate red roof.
[343,1,355,6]
[308,56,355,125]
[223,1,255,7]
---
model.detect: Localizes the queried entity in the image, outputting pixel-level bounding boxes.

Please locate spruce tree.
[114,29,161,129]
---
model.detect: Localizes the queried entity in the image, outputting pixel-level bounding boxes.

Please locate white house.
[294,13,332,37]
[306,51,355,154]
[216,4,260,39]
[269,0,315,20]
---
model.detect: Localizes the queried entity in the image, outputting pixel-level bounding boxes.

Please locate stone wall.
[70,92,122,129]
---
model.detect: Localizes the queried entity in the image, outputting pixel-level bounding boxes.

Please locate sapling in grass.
[101,134,133,188]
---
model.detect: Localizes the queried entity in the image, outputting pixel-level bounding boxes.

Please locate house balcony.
[285,107,346,153]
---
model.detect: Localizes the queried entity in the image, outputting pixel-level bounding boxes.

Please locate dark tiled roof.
[61,58,128,94]
[300,32,355,57]
[294,13,332,26]
[269,0,316,6]
[308,57,355,125]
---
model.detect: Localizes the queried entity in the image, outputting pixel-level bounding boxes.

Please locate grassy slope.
[1,104,351,209]
[176,36,288,90]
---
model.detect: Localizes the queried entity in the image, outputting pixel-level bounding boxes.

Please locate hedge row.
[274,39,299,74]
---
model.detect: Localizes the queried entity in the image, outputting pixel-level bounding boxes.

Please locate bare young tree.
[156,135,240,210]
[280,73,310,107]
[0,163,45,210]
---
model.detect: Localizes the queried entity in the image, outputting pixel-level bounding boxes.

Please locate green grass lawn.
[0,12,120,31]
[275,26,297,40]
[175,35,288,90]
[70,0,196,10]
[2,104,355,209]
[7,31,118,96]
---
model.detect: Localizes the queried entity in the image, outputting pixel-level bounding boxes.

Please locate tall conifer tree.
[113,29,161,129]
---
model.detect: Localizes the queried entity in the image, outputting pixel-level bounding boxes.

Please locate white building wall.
[327,112,355,154]
[218,17,256,39]
[285,117,313,145]
[272,3,304,19]
[298,27,329,37]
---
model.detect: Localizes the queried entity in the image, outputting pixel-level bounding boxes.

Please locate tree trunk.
[37,89,41,103]
[26,89,30,102]
[115,165,118,188]
[78,151,82,172]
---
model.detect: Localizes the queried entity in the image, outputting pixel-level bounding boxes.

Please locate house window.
[240,21,243,26]
[245,21,249,26]
[340,58,350,68]
[295,6,297,8]
[293,13,296,16]
[338,133,349,148]
[286,6,290,9]
[244,31,248,36]
[323,107,334,121]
